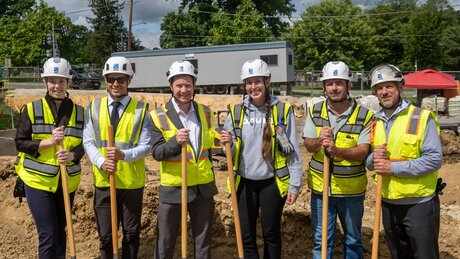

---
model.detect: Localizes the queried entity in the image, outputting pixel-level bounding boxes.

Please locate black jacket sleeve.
[15,105,41,158]
[151,121,182,161]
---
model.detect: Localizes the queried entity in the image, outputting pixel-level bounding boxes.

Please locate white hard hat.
[369,64,404,88]
[41,57,72,79]
[103,56,134,77]
[320,61,351,81]
[241,59,270,81]
[166,60,198,82]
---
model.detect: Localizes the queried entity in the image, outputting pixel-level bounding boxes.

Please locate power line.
[162,33,459,40]
[188,3,460,20]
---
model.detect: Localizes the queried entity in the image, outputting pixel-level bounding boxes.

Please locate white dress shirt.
[83,95,153,169]
[171,98,200,158]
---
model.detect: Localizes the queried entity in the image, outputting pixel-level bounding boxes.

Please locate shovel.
[58,141,77,259]
[225,142,244,259]
[107,125,119,258]
[181,143,188,259]
[321,154,330,259]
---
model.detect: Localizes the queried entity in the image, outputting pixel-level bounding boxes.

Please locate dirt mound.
[1,152,460,258]
[441,129,460,164]
[1,90,459,258]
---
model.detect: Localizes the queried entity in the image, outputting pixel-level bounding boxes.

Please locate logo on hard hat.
[333,70,338,76]
[113,64,119,71]
[180,66,184,72]
[54,67,59,74]
[248,68,253,75]
[377,74,383,81]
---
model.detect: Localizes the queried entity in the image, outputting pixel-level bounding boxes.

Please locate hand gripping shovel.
[371,174,383,259]
[58,141,77,259]
[321,154,331,259]
[107,125,119,258]
[181,143,188,259]
[225,142,244,259]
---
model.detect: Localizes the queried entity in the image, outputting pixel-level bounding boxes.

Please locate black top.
[14,93,85,162]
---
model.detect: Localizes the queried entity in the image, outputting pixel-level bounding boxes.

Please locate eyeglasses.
[106,77,129,84]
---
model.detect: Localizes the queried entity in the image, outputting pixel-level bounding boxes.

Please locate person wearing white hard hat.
[220,59,303,258]
[83,56,154,258]
[365,64,442,259]
[150,60,218,259]
[14,57,85,258]
[303,61,374,259]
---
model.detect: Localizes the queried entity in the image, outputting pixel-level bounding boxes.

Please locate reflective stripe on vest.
[230,101,291,197]
[92,98,145,149]
[90,97,147,189]
[26,99,83,176]
[308,100,372,195]
[373,105,438,199]
[150,102,215,187]
[15,98,83,193]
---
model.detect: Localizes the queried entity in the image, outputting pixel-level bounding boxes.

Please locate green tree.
[84,0,125,66]
[207,0,274,45]
[285,0,376,71]
[160,3,217,48]
[434,0,460,70]
[0,2,70,66]
[366,0,416,67]
[175,0,294,37]
[161,0,294,48]
[60,24,90,64]
[0,0,35,17]
[401,0,445,70]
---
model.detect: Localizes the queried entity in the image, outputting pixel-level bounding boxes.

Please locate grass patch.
[0,102,19,130]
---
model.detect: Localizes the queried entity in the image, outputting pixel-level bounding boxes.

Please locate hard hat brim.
[41,73,73,79]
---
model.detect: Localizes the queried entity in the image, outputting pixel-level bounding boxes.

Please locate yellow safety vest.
[15,98,84,193]
[150,103,216,187]
[90,97,147,189]
[230,102,292,197]
[372,104,439,199]
[308,101,373,195]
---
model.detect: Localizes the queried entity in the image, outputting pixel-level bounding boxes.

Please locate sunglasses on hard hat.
[106,76,129,84]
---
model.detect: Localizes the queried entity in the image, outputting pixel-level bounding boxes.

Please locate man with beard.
[366,64,442,259]
[303,61,374,259]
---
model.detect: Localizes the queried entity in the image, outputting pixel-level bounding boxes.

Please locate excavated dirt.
[0,89,459,258]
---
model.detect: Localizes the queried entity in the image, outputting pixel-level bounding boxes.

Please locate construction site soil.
[0,89,459,258]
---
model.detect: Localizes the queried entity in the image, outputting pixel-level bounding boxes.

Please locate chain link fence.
[0,65,103,82]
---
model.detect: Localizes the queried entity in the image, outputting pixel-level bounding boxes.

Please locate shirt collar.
[375,98,410,121]
[326,99,355,117]
[108,95,130,108]
[171,98,195,116]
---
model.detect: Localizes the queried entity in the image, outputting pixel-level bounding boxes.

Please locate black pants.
[237,177,286,259]
[382,195,440,259]
[25,184,75,259]
[94,187,144,259]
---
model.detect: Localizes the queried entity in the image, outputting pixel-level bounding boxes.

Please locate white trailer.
[112,41,295,94]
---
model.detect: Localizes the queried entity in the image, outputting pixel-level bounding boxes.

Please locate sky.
[42,0,460,50]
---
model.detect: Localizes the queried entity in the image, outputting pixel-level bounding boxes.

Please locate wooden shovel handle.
[181,143,188,259]
[58,141,77,259]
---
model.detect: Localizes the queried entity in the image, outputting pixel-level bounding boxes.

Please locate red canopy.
[404,69,457,89]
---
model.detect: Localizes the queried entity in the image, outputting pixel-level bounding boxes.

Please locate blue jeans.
[310,193,364,259]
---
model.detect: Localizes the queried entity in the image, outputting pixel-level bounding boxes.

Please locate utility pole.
[52,19,56,57]
[128,0,133,51]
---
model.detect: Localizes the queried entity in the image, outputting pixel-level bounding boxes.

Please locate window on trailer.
[131,63,136,74]
[185,59,198,69]
[260,55,278,66]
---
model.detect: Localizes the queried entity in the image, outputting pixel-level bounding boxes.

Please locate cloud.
[42,0,179,49]
[42,0,459,49]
